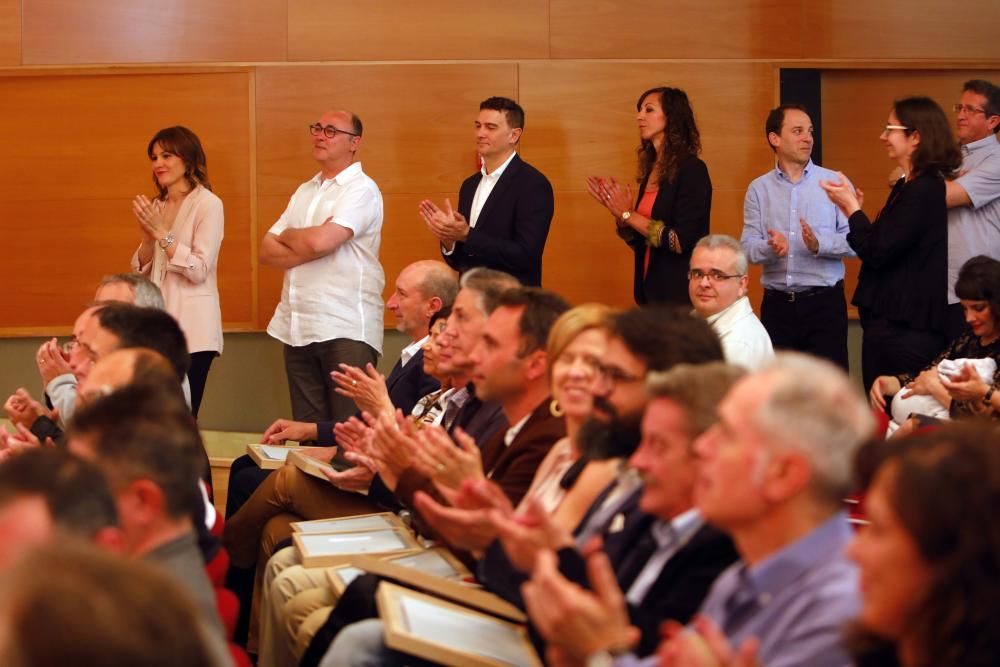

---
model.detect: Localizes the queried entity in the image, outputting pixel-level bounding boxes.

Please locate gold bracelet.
[646,220,665,248]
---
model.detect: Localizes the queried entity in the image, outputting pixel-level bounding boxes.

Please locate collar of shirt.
[400,335,428,367]
[731,511,853,610]
[705,296,753,329]
[773,158,814,184]
[962,134,1000,156]
[481,150,518,181]
[311,161,364,186]
[503,411,532,447]
[664,507,703,548]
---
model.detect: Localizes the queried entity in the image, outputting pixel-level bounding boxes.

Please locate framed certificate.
[377,582,542,667]
[354,553,522,622]
[291,512,408,535]
[246,443,305,469]
[292,529,422,568]
[326,564,368,596]
[287,449,352,480]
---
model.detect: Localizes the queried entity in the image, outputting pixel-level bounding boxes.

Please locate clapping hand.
[419,198,470,249]
[132,195,168,241]
[331,363,392,417]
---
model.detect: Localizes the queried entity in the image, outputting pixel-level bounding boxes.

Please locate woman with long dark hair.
[130,126,224,417]
[848,424,1000,666]
[588,87,712,306]
[822,97,961,392]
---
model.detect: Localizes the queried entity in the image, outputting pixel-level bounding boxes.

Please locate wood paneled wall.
[1,0,998,335]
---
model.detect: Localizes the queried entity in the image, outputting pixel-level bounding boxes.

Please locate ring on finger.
[435,463,445,472]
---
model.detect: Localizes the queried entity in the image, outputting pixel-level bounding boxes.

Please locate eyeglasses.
[688,269,744,283]
[953,103,988,116]
[309,123,359,139]
[595,362,644,388]
[883,124,911,132]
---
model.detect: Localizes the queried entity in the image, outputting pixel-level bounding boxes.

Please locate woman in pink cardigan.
[131,126,224,417]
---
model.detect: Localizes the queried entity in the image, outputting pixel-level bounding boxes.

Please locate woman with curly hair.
[847,423,1000,667]
[130,126,224,416]
[588,87,712,306]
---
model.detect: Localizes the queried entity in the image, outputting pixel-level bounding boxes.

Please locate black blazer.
[619,155,712,305]
[445,153,554,286]
[848,172,948,334]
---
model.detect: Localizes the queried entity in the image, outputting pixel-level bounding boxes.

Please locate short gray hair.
[411,261,459,308]
[458,268,520,316]
[646,362,746,440]
[98,274,165,310]
[693,234,748,276]
[754,353,875,502]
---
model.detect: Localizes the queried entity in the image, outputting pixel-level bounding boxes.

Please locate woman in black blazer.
[822,96,961,391]
[588,86,712,306]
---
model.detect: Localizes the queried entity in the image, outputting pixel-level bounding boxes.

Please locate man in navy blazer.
[420,97,554,287]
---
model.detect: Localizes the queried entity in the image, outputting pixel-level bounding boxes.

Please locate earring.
[549,399,564,418]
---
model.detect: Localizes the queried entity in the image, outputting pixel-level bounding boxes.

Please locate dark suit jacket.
[445,153,554,286]
[619,154,712,305]
[316,348,439,446]
[848,172,948,334]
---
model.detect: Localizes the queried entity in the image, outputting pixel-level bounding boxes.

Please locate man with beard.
[310,307,726,667]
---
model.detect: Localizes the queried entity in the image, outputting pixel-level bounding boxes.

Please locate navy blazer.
[445,153,554,287]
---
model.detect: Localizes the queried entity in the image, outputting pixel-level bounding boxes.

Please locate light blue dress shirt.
[742,160,855,291]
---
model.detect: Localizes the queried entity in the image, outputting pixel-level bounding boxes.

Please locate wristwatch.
[158,232,175,250]
[620,210,632,223]
[983,386,995,407]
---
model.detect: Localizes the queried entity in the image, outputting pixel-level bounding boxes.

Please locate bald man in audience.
[689,234,774,370]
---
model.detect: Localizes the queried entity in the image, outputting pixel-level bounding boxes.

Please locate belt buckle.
[787,291,796,303]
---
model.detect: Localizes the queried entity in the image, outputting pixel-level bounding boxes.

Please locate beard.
[577,397,643,460]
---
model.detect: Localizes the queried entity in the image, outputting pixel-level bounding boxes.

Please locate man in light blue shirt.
[945,79,1000,339]
[741,106,855,370]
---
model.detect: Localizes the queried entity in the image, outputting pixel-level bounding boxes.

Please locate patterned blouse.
[895,332,1000,419]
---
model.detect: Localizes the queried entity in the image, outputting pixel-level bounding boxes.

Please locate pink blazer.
[131,185,224,354]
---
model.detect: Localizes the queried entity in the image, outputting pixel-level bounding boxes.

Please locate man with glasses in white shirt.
[689,235,774,370]
[945,79,1000,339]
[260,109,385,426]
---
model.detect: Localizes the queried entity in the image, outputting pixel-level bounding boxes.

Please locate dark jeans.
[761,281,849,371]
[858,309,945,393]
[283,338,378,424]
[188,350,217,418]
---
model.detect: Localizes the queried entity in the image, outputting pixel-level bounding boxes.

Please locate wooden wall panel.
[0,0,19,65]
[0,71,254,332]
[287,0,549,61]
[821,69,1000,316]
[550,0,803,59]
[519,62,776,191]
[803,1,1000,60]
[255,64,518,197]
[21,0,287,64]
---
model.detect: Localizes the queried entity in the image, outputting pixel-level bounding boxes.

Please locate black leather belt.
[764,281,842,303]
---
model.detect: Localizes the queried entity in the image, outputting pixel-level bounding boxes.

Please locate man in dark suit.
[419,97,554,287]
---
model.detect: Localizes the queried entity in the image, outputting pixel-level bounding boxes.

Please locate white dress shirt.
[266,163,385,353]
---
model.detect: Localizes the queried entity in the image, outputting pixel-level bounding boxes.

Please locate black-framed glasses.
[595,362,644,387]
[953,103,988,116]
[309,123,359,139]
[688,269,743,283]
